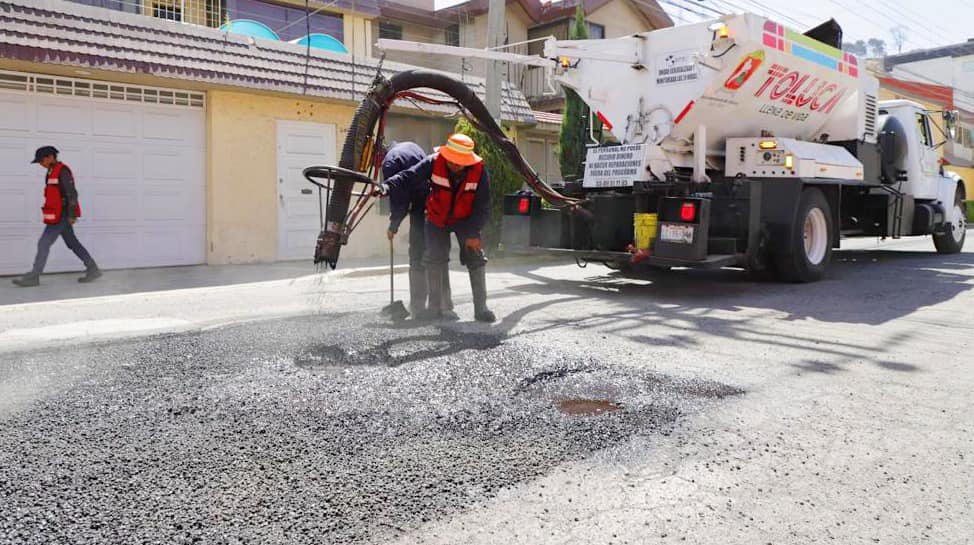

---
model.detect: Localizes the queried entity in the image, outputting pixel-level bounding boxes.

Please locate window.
[528,19,605,55]
[587,22,605,40]
[960,125,974,148]
[379,21,403,41]
[916,113,932,147]
[445,24,460,47]
[528,20,570,55]
[230,0,345,42]
[153,1,182,21]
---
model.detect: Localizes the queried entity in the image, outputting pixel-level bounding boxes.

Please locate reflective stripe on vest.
[425,154,483,228]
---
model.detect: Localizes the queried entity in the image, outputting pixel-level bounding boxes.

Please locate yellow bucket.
[634,213,658,250]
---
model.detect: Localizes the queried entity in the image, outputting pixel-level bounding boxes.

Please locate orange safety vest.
[42,162,82,225]
[425,154,483,228]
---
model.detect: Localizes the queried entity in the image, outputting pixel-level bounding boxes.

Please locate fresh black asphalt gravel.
[0,312,740,545]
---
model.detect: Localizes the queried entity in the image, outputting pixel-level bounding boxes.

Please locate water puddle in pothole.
[555,398,623,416]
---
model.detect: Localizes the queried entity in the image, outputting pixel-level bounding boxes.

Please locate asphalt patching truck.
[317,13,966,283]
[491,13,967,282]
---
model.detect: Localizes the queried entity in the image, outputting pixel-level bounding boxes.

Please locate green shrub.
[966,200,974,223]
[558,5,601,181]
[453,118,523,249]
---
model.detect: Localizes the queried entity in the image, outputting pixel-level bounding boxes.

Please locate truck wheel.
[933,197,966,254]
[776,187,833,283]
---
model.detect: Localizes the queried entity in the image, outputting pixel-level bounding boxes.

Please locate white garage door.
[0,72,206,275]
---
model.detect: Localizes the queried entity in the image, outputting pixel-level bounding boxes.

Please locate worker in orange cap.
[381,133,495,322]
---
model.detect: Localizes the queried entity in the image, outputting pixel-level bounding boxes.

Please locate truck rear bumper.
[502,246,743,269]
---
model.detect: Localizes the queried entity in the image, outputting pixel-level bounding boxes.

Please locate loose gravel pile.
[0,313,739,544]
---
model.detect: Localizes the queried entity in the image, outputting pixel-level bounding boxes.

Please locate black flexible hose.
[316,69,583,269]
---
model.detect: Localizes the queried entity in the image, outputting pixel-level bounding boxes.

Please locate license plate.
[660,224,694,244]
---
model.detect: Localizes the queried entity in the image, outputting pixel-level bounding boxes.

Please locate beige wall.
[374,18,458,72]
[514,124,562,183]
[378,3,533,79]
[207,90,396,264]
[343,14,373,57]
[587,0,654,37]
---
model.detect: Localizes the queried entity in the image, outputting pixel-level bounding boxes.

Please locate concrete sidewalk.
[0,257,400,307]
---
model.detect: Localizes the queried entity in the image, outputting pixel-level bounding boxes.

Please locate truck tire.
[775,187,833,283]
[933,195,966,254]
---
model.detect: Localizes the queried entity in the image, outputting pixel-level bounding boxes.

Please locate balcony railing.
[65,0,345,43]
[67,0,224,27]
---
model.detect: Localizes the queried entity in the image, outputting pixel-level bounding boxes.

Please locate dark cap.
[31,146,59,164]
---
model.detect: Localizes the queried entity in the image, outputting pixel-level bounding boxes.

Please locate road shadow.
[297,247,972,376]
[509,248,974,326]
[486,248,974,376]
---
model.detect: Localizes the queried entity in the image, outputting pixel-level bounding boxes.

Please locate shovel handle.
[389,238,394,305]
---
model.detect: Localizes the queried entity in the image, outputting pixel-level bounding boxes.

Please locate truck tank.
[550,13,880,159]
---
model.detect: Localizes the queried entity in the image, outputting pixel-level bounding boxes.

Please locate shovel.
[381,238,410,322]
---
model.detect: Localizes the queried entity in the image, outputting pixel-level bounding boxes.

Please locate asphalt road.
[2,236,973,544]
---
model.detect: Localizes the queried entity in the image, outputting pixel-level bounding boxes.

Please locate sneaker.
[12,275,39,287]
[78,269,103,283]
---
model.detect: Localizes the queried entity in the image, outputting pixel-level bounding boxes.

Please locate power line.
[716,0,812,29]
[658,0,719,19]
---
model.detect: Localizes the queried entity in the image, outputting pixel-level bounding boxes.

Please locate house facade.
[0,0,538,275]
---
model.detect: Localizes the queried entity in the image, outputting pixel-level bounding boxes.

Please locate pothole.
[555,398,623,416]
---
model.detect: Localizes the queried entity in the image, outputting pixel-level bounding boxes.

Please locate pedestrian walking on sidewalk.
[381,141,455,318]
[382,134,496,323]
[12,146,101,287]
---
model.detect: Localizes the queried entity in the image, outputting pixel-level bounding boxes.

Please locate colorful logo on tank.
[724,49,766,90]
[762,20,859,78]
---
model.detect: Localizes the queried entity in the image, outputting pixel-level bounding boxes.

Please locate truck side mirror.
[943,109,959,141]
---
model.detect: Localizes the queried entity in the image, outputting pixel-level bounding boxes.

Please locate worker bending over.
[383,133,495,323]
[382,141,454,319]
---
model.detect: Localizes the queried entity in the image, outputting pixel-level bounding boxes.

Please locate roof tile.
[0,0,536,123]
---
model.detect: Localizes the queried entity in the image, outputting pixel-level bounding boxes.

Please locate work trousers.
[29,217,98,277]
[424,223,488,270]
[408,209,426,271]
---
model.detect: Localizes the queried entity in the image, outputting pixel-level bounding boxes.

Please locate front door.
[276,120,336,261]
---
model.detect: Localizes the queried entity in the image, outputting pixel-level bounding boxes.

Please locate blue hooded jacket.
[382,142,427,233]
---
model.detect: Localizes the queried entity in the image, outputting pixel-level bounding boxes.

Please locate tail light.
[679,202,697,222]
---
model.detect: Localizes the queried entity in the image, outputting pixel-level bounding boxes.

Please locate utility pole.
[485,0,505,122]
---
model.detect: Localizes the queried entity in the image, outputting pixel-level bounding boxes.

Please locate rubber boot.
[441,262,454,312]
[469,266,496,323]
[422,264,444,320]
[439,263,459,321]
[408,267,428,317]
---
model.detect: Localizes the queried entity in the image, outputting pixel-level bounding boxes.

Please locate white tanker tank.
[547,13,879,170]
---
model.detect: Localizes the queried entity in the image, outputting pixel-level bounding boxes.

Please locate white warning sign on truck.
[656,49,699,86]
[583,144,651,188]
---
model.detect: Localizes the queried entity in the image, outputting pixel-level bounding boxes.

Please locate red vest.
[426,154,483,228]
[42,162,82,225]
